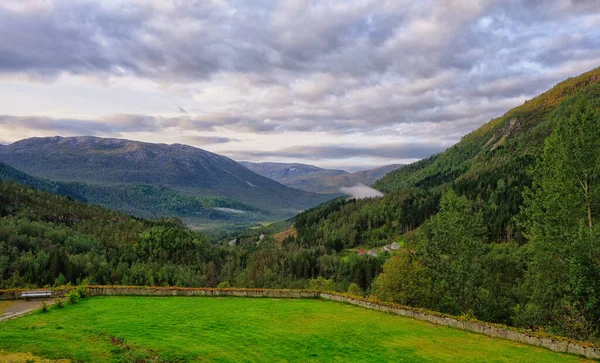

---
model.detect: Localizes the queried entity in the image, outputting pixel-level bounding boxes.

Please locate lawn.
[0,296,591,362]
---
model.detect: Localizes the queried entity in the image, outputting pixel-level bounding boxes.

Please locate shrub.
[347,283,364,297]
[54,273,67,287]
[55,298,64,309]
[41,301,48,313]
[217,281,231,288]
[66,291,80,305]
[76,284,89,298]
[309,277,336,292]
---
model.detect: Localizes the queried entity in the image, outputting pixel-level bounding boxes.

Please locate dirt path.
[0,299,54,322]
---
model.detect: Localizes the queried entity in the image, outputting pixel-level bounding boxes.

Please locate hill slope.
[0,161,266,230]
[0,178,223,288]
[241,161,403,194]
[291,66,600,250]
[0,137,334,220]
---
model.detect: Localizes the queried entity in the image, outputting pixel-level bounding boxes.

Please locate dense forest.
[0,179,383,293]
[1,67,600,343]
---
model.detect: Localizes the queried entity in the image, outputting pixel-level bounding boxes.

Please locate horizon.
[0,134,402,173]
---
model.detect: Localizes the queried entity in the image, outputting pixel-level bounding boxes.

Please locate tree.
[417,189,486,315]
[520,96,600,339]
[374,254,429,306]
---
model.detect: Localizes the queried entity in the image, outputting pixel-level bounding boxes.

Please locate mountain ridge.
[241,161,403,194]
[0,136,335,223]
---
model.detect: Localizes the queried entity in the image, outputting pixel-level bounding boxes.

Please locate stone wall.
[1,286,598,359]
[320,293,600,360]
[86,286,318,299]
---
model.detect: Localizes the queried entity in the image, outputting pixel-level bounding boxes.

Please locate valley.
[241,161,403,194]
[0,137,336,234]
[1,2,599,359]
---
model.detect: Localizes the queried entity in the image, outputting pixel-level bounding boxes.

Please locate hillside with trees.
[0,137,335,229]
[2,67,600,343]
[273,67,600,340]
[0,179,385,294]
[0,162,264,234]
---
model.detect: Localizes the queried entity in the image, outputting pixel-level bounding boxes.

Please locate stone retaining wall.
[320,293,600,360]
[86,287,318,299]
[2,287,598,359]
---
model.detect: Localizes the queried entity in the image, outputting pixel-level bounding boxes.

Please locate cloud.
[0,114,163,135]
[0,0,598,166]
[184,135,239,145]
[341,184,384,199]
[223,142,447,161]
[213,207,246,214]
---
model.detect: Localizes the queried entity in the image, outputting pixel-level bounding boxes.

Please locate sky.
[0,0,599,171]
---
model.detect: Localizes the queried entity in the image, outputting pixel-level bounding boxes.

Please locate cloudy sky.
[0,0,599,171]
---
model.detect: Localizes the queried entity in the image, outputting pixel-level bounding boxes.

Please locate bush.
[55,298,64,309]
[41,301,48,313]
[347,283,364,297]
[76,284,89,298]
[308,277,336,292]
[66,291,80,305]
[54,273,67,287]
[217,281,231,288]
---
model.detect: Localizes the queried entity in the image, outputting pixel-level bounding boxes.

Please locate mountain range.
[240,162,403,194]
[0,137,336,230]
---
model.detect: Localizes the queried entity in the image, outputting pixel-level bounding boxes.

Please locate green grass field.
[0,297,591,362]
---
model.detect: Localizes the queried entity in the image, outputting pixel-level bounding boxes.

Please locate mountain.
[291,66,600,250]
[240,161,403,194]
[372,66,600,240]
[239,162,347,181]
[0,137,335,225]
[0,161,264,230]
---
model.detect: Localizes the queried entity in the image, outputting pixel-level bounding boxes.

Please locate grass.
[0,297,592,362]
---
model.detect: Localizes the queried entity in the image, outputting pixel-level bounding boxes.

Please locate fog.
[214,208,247,214]
[340,184,384,199]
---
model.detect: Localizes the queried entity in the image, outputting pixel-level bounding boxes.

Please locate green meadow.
[0,297,590,362]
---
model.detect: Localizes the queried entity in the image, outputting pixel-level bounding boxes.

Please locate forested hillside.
[375,67,600,242]
[0,180,384,294]
[0,162,264,233]
[0,138,335,230]
[275,67,600,340]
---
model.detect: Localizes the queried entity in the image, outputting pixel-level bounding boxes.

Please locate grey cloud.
[0,114,175,135]
[0,1,594,81]
[184,135,239,145]
[224,142,446,161]
[0,0,598,152]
